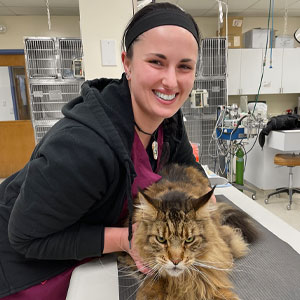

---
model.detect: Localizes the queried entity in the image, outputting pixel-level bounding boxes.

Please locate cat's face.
[134,188,214,277]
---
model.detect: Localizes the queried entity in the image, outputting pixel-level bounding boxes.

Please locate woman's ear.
[121,51,131,80]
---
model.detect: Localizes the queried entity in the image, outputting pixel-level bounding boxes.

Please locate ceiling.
[0,0,300,17]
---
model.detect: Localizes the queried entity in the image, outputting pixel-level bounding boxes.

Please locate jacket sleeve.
[8,127,116,260]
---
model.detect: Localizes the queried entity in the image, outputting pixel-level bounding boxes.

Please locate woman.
[0,2,214,299]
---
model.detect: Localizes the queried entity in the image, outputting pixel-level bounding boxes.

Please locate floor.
[0,178,299,232]
[242,181,300,232]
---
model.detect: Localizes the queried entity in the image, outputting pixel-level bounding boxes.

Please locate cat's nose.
[171,258,182,265]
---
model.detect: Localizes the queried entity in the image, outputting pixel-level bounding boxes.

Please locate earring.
[126,73,130,80]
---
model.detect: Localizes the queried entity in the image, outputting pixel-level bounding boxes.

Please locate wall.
[242,16,300,37]
[79,0,134,79]
[0,16,81,49]
[194,16,300,39]
[228,94,299,116]
[194,16,300,115]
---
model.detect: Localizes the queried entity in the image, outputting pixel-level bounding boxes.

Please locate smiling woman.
[0,2,214,300]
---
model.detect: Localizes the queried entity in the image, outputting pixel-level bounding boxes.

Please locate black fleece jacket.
[0,74,205,297]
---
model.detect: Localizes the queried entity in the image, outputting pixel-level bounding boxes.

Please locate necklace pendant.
[152,140,158,160]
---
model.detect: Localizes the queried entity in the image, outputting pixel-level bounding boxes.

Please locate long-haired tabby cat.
[119,164,257,300]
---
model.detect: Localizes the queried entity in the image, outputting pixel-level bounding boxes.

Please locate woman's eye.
[179,64,193,70]
[149,60,162,66]
[156,236,166,243]
[185,236,195,243]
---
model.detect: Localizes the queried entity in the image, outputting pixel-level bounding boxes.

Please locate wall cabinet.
[227,48,300,95]
[281,48,300,93]
[227,49,241,95]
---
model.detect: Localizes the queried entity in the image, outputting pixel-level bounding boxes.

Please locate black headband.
[125,9,199,50]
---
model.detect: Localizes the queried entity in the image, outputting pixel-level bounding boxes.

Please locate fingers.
[129,223,152,274]
[210,194,217,204]
[135,259,152,274]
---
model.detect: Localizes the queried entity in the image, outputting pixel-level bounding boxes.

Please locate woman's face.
[123,25,198,127]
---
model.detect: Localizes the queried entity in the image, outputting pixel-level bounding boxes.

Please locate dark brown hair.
[121,2,201,59]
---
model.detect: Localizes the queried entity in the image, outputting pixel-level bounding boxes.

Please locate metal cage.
[33,121,58,143]
[29,81,84,143]
[59,38,84,79]
[24,37,85,144]
[182,38,227,171]
[24,38,58,79]
[30,81,83,121]
[199,38,227,77]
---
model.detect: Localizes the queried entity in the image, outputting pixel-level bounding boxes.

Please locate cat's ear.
[137,189,160,220]
[191,186,216,211]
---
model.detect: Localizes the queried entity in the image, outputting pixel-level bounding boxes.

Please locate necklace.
[133,121,158,160]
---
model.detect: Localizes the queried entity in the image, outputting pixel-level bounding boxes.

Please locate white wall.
[79,0,134,79]
[194,16,300,39]
[242,16,300,37]
[228,94,299,116]
[0,16,80,49]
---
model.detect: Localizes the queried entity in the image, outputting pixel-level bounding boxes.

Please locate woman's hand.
[120,223,152,274]
[210,193,217,204]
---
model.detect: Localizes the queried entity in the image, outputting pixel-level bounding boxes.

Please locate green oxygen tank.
[235,147,244,185]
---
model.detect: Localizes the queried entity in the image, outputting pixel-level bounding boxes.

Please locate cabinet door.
[240,49,263,95]
[260,48,283,94]
[281,48,300,93]
[227,49,241,95]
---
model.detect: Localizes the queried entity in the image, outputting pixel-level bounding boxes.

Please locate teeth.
[154,91,176,101]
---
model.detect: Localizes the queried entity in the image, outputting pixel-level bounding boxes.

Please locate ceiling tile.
[0,6,16,15]
[48,7,79,16]
[188,9,214,17]
[240,9,274,17]
[0,0,79,7]
[289,0,300,8]
[7,6,48,15]
[41,0,79,8]
[250,0,297,10]
[178,0,216,10]
[228,0,260,10]
[0,0,44,6]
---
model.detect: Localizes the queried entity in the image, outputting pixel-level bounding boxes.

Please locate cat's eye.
[185,236,195,243]
[156,236,166,243]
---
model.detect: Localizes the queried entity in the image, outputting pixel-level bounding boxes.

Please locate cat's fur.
[119,164,257,300]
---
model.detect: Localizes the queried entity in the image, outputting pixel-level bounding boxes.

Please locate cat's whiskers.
[189,265,218,298]
[124,280,143,300]
[193,261,232,272]
[196,259,234,266]
[189,265,230,300]
[193,260,233,272]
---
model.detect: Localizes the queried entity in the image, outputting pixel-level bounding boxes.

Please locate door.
[0,51,35,178]
[0,52,31,120]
